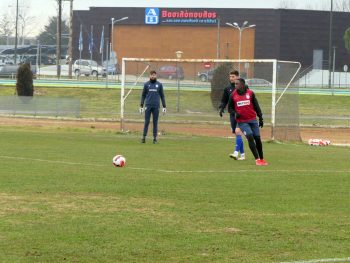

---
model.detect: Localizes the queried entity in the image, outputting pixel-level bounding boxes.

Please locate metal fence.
[0,96,80,118]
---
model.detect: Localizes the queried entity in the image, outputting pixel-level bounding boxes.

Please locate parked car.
[102,60,120,75]
[197,69,214,82]
[245,78,272,87]
[23,55,56,65]
[0,64,36,78]
[73,59,105,77]
[157,65,184,80]
[0,56,15,66]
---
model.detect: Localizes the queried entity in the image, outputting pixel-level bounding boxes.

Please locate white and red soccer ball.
[112,155,126,167]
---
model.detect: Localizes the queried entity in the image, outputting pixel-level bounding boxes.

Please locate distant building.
[73,7,350,71]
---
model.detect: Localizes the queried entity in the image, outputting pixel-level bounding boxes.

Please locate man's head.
[229,70,240,83]
[150,70,157,81]
[235,78,247,95]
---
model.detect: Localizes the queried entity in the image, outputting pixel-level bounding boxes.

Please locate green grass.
[0,126,349,262]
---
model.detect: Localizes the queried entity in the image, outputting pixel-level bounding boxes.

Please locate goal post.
[120,58,301,141]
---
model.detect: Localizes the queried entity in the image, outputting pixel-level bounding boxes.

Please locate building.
[72,7,350,71]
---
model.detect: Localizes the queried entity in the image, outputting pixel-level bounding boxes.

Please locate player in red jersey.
[228,78,268,166]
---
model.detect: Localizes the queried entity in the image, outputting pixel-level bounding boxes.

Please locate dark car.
[157,65,184,80]
[197,69,214,82]
[245,78,272,87]
[23,55,56,65]
[0,48,15,55]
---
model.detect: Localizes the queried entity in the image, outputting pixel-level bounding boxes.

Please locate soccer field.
[0,126,350,263]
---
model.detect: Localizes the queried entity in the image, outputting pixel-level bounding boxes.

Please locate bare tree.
[0,14,14,45]
[5,0,37,45]
[319,0,331,11]
[334,0,350,11]
[303,0,328,10]
[278,0,298,9]
[18,12,36,45]
[306,0,350,11]
[0,14,14,38]
[279,0,350,11]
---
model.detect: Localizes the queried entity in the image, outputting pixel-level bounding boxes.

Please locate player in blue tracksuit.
[140,70,166,144]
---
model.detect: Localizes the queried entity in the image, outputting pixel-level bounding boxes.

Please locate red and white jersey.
[232,89,256,123]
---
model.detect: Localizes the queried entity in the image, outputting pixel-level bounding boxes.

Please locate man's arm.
[140,83,147,107]
[227,93,236,115]
[219,88,229,110]
[252,92,262,119]
[159,84,166,108]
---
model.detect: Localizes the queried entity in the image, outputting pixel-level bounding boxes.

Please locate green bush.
[210,63,233,109]
[16,63,34,96]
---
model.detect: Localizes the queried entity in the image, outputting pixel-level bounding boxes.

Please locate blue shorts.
[237,120,260,137]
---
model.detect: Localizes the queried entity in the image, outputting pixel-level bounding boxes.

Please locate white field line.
[277,257,350,263]
[0,155,104,167]
[0,155,349,174]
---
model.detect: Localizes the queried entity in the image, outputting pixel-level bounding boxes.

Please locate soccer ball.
[112,155,126,167]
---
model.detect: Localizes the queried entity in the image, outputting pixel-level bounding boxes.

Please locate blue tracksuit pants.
[143,106,159,138]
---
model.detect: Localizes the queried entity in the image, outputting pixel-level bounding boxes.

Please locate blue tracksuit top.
[140,80,166,108]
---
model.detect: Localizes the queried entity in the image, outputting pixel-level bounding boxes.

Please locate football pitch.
[0,126,350,263]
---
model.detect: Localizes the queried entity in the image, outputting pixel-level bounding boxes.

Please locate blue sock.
[239,136,244,154]
[235,135,242,152]
[235,135,244,154]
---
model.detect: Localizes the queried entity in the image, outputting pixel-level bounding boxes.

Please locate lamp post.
[217,17,221,59]
[332,46,336,95]
[225,21,256,72]
[63,0,74,79]
[175,51,183,112]
[9,1,29,64]
[110,16,128,76]
[14,0,19,65]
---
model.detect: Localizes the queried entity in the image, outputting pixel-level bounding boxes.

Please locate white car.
[73,59,105,77]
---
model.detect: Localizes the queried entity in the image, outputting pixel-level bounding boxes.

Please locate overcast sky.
[1,0,331,37]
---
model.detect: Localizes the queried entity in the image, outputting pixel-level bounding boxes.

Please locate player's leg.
[228,114,243,159]
[229,113,245,159]
[152,107,160,143]
[238,122,260,164]
[235,127,245,160]
[250,121,268,165]
[142,107,151,143]
[229,114,239,159]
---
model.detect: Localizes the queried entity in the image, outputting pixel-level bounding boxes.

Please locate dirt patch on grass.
[199,227,242,234]
[0,192,175,217]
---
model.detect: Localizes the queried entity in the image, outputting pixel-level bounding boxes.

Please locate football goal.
[120,58,301,141]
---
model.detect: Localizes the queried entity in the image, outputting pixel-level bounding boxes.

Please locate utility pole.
[68,0,73,78]
[217,17,220,59]
[328,0,333,89]
[332,46,336,95]
[56,0,62,79]
[14,0,19,65]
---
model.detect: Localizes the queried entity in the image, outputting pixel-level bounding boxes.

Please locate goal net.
[120,58,301,141]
